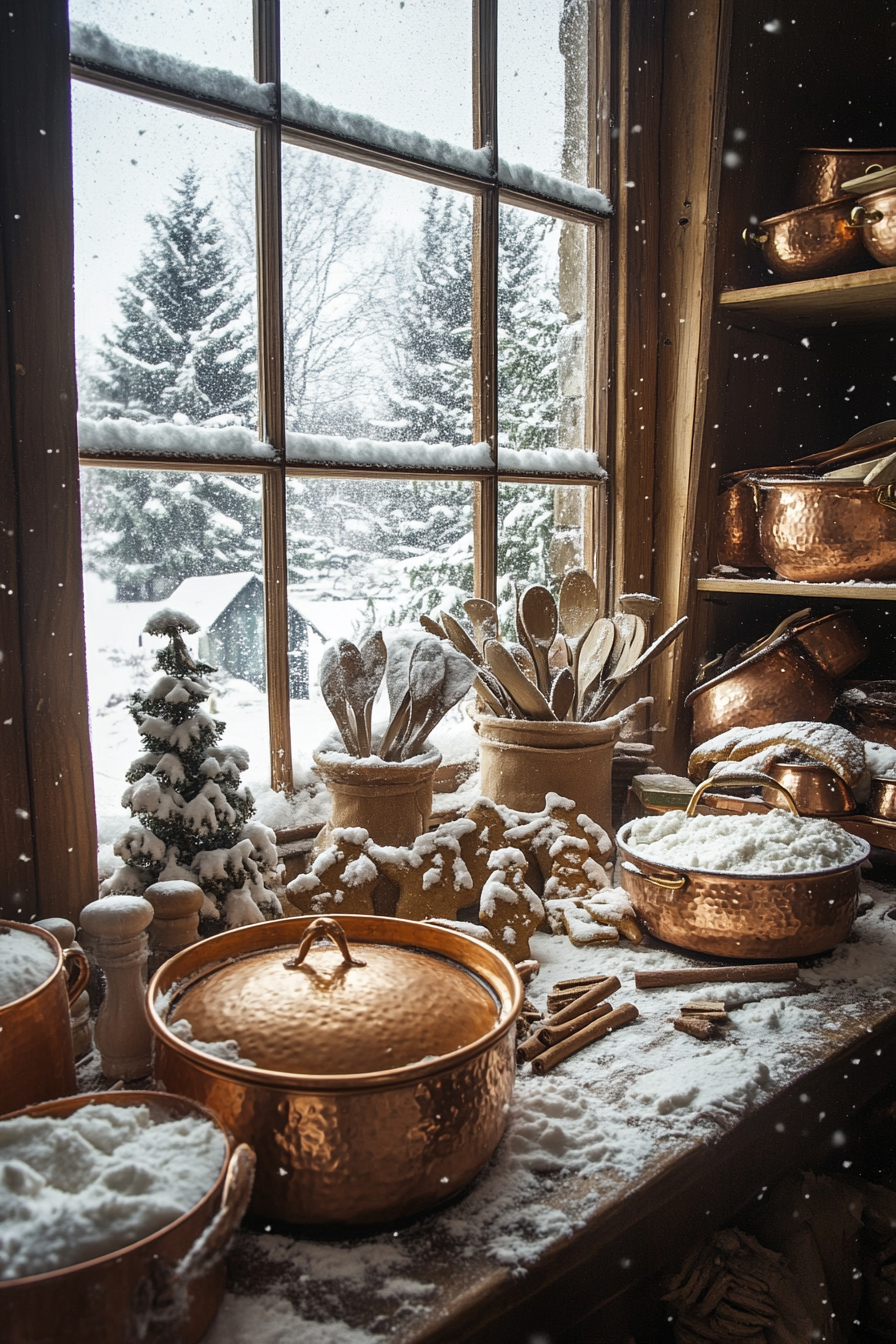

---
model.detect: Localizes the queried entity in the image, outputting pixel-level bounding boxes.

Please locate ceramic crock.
[148,914,522,1225]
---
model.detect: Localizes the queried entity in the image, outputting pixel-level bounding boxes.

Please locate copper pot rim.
[870,774,896,785]
[760,196,856,227]
[683,632,802,705]
[0,1090,232,1287]
[858,185,896,206]
[0,919,63,1015]
[148,915,524,1093]
[616,823,870,882]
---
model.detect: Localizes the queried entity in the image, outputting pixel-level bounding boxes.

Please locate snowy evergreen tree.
[89,168,256,425]
[101,609,282,927]
[81,469,262,602]
[498,211,566,454]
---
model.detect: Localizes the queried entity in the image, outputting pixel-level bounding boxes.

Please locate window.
[68,0,611,818]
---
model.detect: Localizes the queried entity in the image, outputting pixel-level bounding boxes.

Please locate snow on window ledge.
[70,22,276,117]
[77,415,278,462]
[285,432,491,473]
[497,161,611,218]
[497,447,607,480]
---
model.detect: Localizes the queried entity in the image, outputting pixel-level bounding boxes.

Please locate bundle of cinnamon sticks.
[517,972,638,1074]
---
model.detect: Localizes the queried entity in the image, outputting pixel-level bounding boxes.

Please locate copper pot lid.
[163,917,502,1076]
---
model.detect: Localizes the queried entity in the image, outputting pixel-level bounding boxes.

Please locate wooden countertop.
[208,880,896,1343]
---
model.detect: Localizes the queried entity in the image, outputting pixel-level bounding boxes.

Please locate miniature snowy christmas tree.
[101,609,282,927]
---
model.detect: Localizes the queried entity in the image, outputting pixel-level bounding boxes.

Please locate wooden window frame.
[2,0,646,923]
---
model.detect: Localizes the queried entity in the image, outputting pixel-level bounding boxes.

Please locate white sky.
[70,0,570,348]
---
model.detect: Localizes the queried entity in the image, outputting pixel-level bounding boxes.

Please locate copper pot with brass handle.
[743,197,867,280]
[616,776,868,959]
[754,476,896,582]
[851,186,896,265]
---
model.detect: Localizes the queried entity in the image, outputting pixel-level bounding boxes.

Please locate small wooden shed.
[165,572,310,699]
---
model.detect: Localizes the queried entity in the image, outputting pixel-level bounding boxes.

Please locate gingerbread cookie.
[478,847,544,962]
[543,833,612,904]
[286,826,378,916]
[456,798,516,894]
[370,829,474,923]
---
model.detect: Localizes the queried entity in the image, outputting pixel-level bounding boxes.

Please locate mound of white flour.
[0,1103,225,1279]
[0,928,58,1007]
[624,808,865,874]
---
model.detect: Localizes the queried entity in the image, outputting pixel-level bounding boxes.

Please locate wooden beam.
[1,0,98,921]
[472,0,498,606]
[255,0,293,795]
[650,0,733,770]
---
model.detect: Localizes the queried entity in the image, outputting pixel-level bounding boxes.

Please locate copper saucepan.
[869,777,896,822]
[743,197,866,280]
[792,610,867,679]
[761,761,855,816]
[851,186,896,266]
[756,477,896,582]
[149,914,522,1225]
[0,1091,253,1344]
[0,920,90,1115]
[617,776,868,959]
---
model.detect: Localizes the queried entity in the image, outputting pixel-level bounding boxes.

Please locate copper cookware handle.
[850,204,884,227]
[63,947,90,1005]
[686,775,800,817]
[878,484,896,513]
[285,916,367,969]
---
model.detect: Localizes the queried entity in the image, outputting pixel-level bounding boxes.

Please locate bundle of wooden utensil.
[319,631,477,761]
[420,572,687,723]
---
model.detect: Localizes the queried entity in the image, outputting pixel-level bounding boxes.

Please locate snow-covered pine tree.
[90,167,256,426]
[101,609,282,928]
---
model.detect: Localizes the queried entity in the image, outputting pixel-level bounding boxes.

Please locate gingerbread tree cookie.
[478,847,544,962]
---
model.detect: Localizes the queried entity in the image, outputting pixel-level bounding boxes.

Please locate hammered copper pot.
[744,198,865,280]
[685,637,836,747]
[756,478,896,582]
[148,914,522,1225]
[0,920,89,1115]
[852,186,896,266]
[793,148,896,206]
[716,475,768,569]
[761,762,855,816]
[793,610,867,678]
[617,777,869,959]
[869,777,896,822]
[0,1091,253,1344]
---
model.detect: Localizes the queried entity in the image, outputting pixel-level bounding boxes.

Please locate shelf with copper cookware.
[718,264,896,329]
[697,577,896,600]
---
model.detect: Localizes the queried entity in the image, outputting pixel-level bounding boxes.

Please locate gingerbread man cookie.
[286,826,378,916]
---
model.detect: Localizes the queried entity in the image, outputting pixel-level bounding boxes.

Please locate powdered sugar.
[0,928,58,1008]
[623,808,865,874]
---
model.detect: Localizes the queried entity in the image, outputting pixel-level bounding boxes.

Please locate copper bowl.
[793,148,896,207]
[617,777,868,959]
[756,477,896,582]
[839,681,896,748]
[685,636,836,748]
[716,475,768,569]
[869,776,896,822]
[761,762,855,816]
[149,914,522,1225]
[0,920,89,1115]
[744,198,866,280]
[793,610,867,678]
[852,186,896,266]
[0,1091,253,1344]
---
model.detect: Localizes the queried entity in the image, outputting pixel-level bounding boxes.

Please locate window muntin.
[70,0,609,804]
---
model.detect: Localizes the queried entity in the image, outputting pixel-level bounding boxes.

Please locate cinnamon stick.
[634,963,798,989]
[532,1003,639,1076]
[544,975,621,1027]
[517,1032,549,1064]
[674,1016,715,1041]
[551,973,610,992]
[538,1001,612,1047]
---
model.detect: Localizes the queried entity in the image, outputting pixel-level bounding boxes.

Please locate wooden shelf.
[718,266,896,328]
[697,576,896,601]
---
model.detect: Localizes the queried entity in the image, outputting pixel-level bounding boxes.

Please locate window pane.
[80,468,271,847]
[281,147,472,449]
[69,0,255,81]
[498,205,588,456]
[497,483,587,626]
[281,0,471,148]
[286,474,474,749]
[72,84,259,441]
[499,0,590,183]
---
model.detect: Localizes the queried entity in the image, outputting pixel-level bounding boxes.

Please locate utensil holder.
[313,740,441,848]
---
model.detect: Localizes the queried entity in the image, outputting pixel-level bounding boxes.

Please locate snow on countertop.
[201,880,896,1343]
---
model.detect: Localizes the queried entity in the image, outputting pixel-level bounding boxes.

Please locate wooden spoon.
[420,613,448,640]
[506,641,538,684]
[463,598,499,651]
[485,640,555,721]
[440,610,483,666]
[519,585,558,696]
[740,607,811,661]
[550,667,576,722]
[558,568,598,687]
[356,631,387,755]
[404,645,477,758]
[611,615,647,680]
[584,616,689,721]
[474,673,509,718]
[319,641,359,755]
[399,637,446,758]
[337,639,372,757]
[576,617,615,713]
[514,583,539,670]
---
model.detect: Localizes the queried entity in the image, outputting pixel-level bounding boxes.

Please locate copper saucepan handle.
[686,773,799,816]
[285,916,367,970]
[63,947,90,1005]
[850,204,884,228]
[742,226,769,248]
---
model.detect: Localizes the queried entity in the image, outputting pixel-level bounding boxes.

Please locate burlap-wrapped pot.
[313,734,441,848]
[474,715,618,838]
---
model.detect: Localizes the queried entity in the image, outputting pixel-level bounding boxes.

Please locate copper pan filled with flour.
[616,776,868,959]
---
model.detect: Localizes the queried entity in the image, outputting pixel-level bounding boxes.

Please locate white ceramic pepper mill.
[34,917,92,1059]
[79,895,154,1081]
[144,880,204,975]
